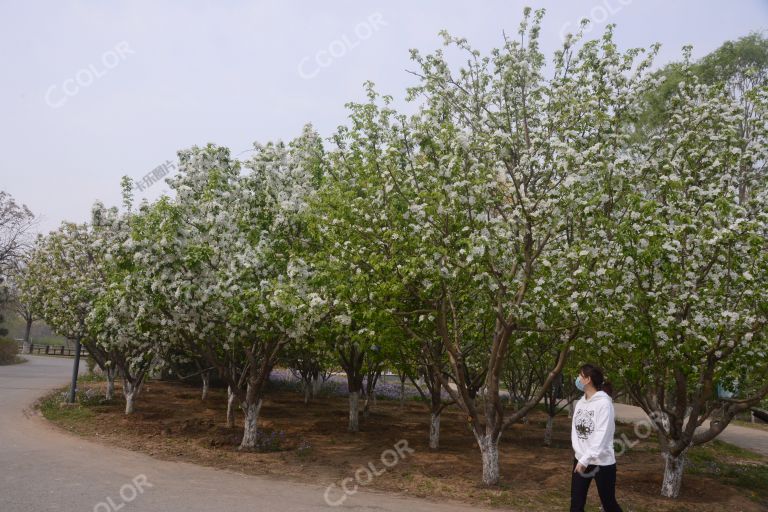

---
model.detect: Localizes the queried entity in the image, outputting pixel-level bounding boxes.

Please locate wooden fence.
[16,342,89,358]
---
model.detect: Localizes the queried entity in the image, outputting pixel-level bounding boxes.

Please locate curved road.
[613,403,768,457]
[0,356,483,512]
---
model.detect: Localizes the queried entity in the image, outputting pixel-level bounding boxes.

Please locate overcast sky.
[1,0,766,235]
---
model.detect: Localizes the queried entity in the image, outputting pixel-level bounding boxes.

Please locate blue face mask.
[575,375,585,392]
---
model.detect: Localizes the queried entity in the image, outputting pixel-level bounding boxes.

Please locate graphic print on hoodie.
[571,390,617,467]
[574,409,595,440]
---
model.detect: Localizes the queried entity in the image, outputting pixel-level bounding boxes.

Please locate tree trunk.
[201,371,210,401]
[348,391,360,432]
[123,378,140,414]
[661,450,687,498]
[124,391,136,414]
[399,376,406,410]
[105,367,116,400]
[312,374,322,397]
[544,415,554,447]
[226,386,236,428]
[477,434,500,486]
[363,373,378,419]
[429,412,441,449]
[568,401,574,418]
[239,399,262,450]
[303,382,311,405]
[22,318,32,354]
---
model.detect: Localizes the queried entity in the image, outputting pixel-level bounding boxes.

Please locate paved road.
[613,403,768,457]
[0,356,484,512]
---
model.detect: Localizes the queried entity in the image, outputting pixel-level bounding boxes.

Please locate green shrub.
[0,338,18,365]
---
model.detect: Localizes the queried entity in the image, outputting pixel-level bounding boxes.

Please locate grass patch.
[687,440,768,505]
[37,385,116,426]
[694,439,764,461]
[38,388,95,424]
[79,372,107,383]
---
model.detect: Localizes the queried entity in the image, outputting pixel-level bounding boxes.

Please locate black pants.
[570,457,623,512]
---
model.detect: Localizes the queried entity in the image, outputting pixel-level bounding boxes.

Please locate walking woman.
[570,364,623,512]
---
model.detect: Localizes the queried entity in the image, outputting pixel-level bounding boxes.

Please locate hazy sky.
[1,0,766,235]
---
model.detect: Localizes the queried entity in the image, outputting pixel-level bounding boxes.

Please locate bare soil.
[44,379,768,512]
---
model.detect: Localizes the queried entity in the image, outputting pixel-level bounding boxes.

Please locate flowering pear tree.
[387,302,451,449]
[133,133,325,449]
[88,200,164,413]
[590,57,768,498]
[130,148,254,440]
[314,296,385,432]
[3,259,37,353]
[20,222,104,403]
[314,9,661,484]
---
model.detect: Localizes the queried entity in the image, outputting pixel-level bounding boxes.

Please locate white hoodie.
[571,390,617,467]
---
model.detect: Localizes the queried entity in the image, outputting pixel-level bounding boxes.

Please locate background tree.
[0,191,35,337]
[3,259,37,352]
[639,33,767,149]
[21,222,103,403]
[0,191,35,270]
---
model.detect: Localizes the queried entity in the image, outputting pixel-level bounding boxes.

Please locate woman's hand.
[574,463,587,473]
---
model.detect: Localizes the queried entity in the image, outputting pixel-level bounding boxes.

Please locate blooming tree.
[20,222,104,402]
[315,10,661,484]
[88,200,164,412]
[132,132,325,449]
[589,55,768,497]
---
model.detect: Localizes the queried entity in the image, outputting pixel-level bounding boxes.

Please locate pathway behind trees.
[613,403,768,456]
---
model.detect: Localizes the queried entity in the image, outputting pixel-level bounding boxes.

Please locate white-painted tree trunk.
[661,450,686,498]
[226,386,236,428]
[122,377,141,415]
[22,318,32,353]
[124,392,135,414]
[105,368,116,400]
[429,412,440,449]
[238,399,262,450]
[348,391,360,432]
[201,372,210,401]
[544,415,554,447]
[477,434,500,485]
[124,385,136,414]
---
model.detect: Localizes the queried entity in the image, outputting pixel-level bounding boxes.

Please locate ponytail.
[600,380,614,398]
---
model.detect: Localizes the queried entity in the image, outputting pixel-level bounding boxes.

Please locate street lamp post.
[66,337,82,403]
